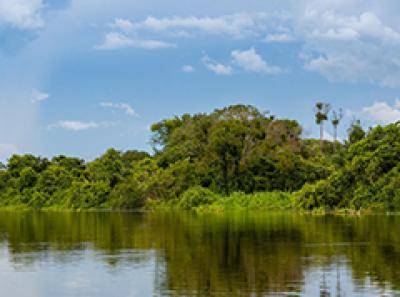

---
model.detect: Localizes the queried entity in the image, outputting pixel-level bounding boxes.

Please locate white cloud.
[362,101,400,124]
[308,11,400,42]
[181,65,194,73]
[126,7,400,86]
[96,13,272,51]
[0,143,18,161]
[304,54,367,83]
[31,89,49,103]
[298,9,400,87]
[89,7,400,86]
[95,32,133,49]
[265,33,295,42]
[167,30,192,38]
[395,99,400,109]
[95,32,176,50]
[136,13,269,38]
[202,56,233,75]
[231,47,282,74]
[50,121,99,131]
[0,0,44,30]
[109,18,134,32]
[100,102,136,116]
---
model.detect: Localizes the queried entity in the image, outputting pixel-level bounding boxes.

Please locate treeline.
[295,122,400,211]
[0,103,397,210]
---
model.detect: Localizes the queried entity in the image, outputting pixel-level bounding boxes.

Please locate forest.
[0,103,398,211]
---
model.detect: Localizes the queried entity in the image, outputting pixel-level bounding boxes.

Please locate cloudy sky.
[1,0,400,160]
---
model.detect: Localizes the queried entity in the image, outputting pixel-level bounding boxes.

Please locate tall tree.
[331,108,343,142]
[347,119,365,145]
[314,102,331,141]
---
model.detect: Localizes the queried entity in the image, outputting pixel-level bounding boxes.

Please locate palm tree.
[331,108,343,142]
[314,102,331,141]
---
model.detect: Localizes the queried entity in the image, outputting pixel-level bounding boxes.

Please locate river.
[0,211,398,296]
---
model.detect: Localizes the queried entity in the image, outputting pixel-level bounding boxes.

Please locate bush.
[178,186,218,210]
[64,181,110,209]
[294,183,320,210]
[28,191,49,209]
[109,180,145,209]
[212,191,292,210]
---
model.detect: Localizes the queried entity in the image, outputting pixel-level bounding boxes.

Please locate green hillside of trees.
[0,104,398,211]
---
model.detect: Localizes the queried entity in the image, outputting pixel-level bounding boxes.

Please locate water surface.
[0,211,399,296]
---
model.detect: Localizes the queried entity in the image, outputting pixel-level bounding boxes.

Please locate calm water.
[0,211,399,296]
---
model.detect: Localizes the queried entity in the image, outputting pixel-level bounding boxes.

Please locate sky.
[1,0,400,161]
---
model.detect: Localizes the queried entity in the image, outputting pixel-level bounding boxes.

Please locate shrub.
[294,183,320,210]
[109,180,145,209]
[178,186,218,210]
[215,191,292,210]
[64,181,110,209]
[28,191,49,209]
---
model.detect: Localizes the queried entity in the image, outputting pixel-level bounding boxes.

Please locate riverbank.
[146,188,293,212]
[0,189,292,212]
[0,187,390,214]
[146,188,388,214]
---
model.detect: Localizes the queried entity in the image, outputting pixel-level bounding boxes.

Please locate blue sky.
[1,0,400,160]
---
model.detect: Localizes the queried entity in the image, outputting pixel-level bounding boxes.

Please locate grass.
[147,190,295,212]
[207,191,293,211]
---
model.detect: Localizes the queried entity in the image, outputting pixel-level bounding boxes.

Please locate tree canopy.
[295,122,400,210]
[0,103,397,211]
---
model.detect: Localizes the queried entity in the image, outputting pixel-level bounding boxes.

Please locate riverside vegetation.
[0,104,398,211]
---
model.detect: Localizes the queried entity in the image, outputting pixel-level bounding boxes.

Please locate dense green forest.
[0,104,398,211]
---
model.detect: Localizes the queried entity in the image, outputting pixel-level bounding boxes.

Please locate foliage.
[0,149,148,210]
[172,188,293,211]
[151,104,331,195]
[295,122,400,211]
[63,181,110,209]
[347,119,366,145]
[1,104,397,211]
[210,191,293,211]
[178,186,218,210]
[109,178,144,209]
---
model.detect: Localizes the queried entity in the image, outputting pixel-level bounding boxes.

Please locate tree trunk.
[333,125,337,142]
[320,122,324,141]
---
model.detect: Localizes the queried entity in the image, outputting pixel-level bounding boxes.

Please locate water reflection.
[0,211,399,296]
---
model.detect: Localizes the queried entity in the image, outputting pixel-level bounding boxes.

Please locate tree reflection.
[0,211,399,296]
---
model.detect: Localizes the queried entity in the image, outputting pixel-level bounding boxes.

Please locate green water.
[0,211,399,296]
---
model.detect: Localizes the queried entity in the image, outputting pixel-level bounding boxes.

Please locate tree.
[314,102,331,141]
[331,108,343,142]
[0,103,356,210]
[121,150,150,165]
[207,119,246,194]
[149,104,322,195]
[347,119,365,145]
[18,167,38,191]
[296,122,400,210]
[7,154,49,177]
[109,178,144,209]
[86,148,123,188]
